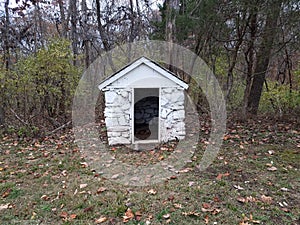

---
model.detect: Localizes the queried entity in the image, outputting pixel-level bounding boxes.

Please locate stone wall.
[103,87,186,145]
[103,88,132,145]
[160,87,185,142]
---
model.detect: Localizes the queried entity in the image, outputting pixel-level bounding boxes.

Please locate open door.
[133,88,159,143]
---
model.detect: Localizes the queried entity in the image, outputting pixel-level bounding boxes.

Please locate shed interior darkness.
[134,88,159,142]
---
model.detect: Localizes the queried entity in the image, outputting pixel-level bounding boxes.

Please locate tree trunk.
[58,0,68,38]
[247,1,281,114]
[1,0,10,126]
[95,0,110,52]
[3,0,10,69]
[81,0,90,68]
[95,0,116,71]
[242,9,257,118]
[69,0,78,65]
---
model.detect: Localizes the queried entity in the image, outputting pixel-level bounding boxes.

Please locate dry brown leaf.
[233,185,244,190]
[281,207,289,212]
[60,211,68,219]
[202,202,211,209]
[168,195,175,201]
[173,203,183,209]
[182,211,200,217]
[267,166,277,171]
[69,214,77,220]
[2,188,11,198]
[95,216,108,223]
[179,168,193,173]
[204,215,209,224]
[96,187,107,194]
[123,208,134,223]
[158,155,164,161]
[261,195,272,204]
[79,183,88,189]
[237,197,247,203]
[212,208,221,215]
[216,172,230,180]
[237,196,257,203]
[147,189,157,195]
[41,194,50,201]
[135,211,142,221]
[216,173,223,180]
[0,204,11,210]
[163,213,170,219]
[80,162,88,168]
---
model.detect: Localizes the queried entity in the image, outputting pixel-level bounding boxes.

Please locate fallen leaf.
[70,214,77,220]
[173,203,183,209]
[79,183,88,189]
[234,185,244,190]
[281,207,289,212]
[204,215,209,224]
[182,211,200,217]
[280,187,288,192]
[80,162,88,168]
[168,195,175,201]
[261,195,272,204]
[213,196,220,202]
[2,188,11,198]
[158,155,164,161]
[41,194,50,201]
[267,166,277,171]
[202,202,211,209]
[163,213,170,219]
[147,189,157,195]
[96,187,107,194]
[216,173,223,180]
[111,174,119,179]
[95,216,108,223]
[179,168,193,173]
[135,211,142,221]
[0,204,10,210]
[237,196,257,203]
[123,208,134,223]
[60,211,68,219]
[188,181,195,187]
[268,150,275,155]
[237,197,246,203]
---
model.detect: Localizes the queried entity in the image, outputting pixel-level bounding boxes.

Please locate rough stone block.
[108,137,131,145]
[172,110,185,120]
[105,91,117,104]
[118,116,128,126]
[105,117,119,127]
[107,126,129,132]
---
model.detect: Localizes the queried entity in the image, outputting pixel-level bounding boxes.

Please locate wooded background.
[0,0,299,136]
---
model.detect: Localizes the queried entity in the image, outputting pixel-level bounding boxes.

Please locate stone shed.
[98,57,188,145]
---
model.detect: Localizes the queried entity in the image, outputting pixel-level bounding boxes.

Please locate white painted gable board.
[98,57,188,90]
[107,64,180,88]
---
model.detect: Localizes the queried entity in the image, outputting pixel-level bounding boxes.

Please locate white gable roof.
[98,57,188,90]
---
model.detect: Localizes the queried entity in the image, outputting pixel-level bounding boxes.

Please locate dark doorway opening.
[134,88,159,142]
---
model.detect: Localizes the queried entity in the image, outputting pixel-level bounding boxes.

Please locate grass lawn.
[0,118,299,224]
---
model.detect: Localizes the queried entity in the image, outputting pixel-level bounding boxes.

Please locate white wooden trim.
[158,87,161,143]
[134,140,159,144]
[98,57,188,90]
[131,88,135,144]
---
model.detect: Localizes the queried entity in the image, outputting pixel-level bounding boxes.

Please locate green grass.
[0,133,299,224]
